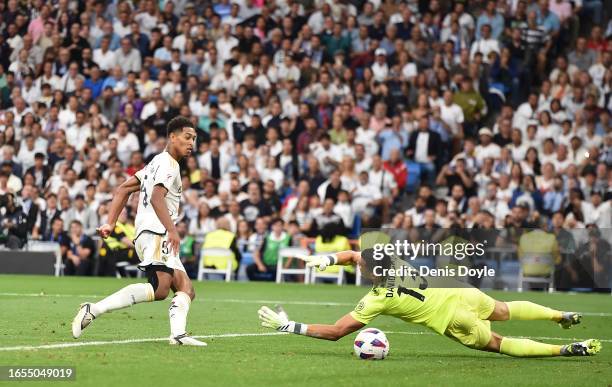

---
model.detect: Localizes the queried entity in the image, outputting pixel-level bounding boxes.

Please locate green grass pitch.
[0,275,611,386]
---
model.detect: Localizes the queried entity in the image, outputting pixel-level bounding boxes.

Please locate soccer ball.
[353,328,389,360]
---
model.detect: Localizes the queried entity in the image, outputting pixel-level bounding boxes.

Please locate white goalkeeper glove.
[258,305,308,335]
[295,253,337,271]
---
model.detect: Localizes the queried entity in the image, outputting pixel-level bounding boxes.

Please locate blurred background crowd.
[0,0,609,288]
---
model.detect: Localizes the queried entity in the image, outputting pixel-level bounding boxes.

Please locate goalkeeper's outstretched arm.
[297,250,361,270]
[258,307,365,341]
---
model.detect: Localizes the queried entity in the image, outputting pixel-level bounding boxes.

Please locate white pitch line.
[1,331,609,352]
[0,332,287,352]
[1,292,610,316]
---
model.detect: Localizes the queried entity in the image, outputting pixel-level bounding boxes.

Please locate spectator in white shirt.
[216,23,239,62]
[109,119,140,166]
[113,38,142,74]
[93,36,116,73]
[371,48,389,82]
[470,24,500,63]
[66,111,92,151]
[474,127,501,163]
[440,90,464,136]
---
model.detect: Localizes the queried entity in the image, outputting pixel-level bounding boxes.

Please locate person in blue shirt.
[83,65,104,99]
[535,0,561,34]
[476,0,505,40]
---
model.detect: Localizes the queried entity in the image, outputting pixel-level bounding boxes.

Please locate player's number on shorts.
[161,241,169,255]
[397,286,425,302]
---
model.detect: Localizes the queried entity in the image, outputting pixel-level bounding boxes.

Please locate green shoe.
[558,312,582,329]
[561,339,602,356]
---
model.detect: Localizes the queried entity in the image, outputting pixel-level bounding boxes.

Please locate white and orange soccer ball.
[353,328,390,360]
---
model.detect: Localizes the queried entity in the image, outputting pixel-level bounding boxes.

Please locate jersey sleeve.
[134,167,145,182]
[349,291,385,325]
[152,157,179,192]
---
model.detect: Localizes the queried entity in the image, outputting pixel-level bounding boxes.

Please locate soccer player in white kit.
[71,116,206,346]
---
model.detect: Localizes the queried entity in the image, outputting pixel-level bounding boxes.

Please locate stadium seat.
[518,253,555,293]
[355,264,363,286]
[114,261,142,278]
[405,161,421,193]
[198,247,235,282]
[309,254,345,285]
[275,247,311,284]
[26,241,63,276]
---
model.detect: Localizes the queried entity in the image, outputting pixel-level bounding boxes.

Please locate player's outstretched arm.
[150,184,180,255]
[296,250,361,270]
[97,176,141,239]
[258,306,364,341]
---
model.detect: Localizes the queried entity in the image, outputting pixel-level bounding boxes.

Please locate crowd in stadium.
[0,0,609,286]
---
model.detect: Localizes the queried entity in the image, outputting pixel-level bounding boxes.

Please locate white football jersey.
[134,151,182,238]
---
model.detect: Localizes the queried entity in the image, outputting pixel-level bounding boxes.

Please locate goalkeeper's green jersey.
[350,286,459,335]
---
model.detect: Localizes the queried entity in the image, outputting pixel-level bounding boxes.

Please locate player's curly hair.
[166,116,193,137]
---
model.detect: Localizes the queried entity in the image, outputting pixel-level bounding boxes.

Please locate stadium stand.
[0,0,609,291]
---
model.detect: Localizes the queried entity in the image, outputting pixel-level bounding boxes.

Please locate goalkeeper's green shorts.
[444,288,496,349]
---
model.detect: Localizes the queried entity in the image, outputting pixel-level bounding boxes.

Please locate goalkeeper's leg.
[488,300,581,329]
[71,268,173,338]
[486,331,601,357]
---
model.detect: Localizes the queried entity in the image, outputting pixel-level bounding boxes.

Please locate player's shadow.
[294,351,577,363]
[396,352,582,362]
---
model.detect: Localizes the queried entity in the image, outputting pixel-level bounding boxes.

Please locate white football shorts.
[134,231,186,273]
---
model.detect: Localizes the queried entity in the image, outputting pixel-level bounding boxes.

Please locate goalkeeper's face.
[359,248,391,286]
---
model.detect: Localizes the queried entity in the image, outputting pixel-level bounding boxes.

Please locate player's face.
[171,127,197,159]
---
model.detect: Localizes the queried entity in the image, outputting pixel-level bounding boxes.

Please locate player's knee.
[489,301,509,321]
[485,332,503,353]
[187,288,195,301]
[154,286,170,301]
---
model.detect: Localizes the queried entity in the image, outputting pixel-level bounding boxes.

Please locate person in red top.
[125,151,145,176]
[586,26,608,52]
[383,148,408,191]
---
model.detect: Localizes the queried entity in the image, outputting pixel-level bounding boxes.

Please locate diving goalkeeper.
[258,250,601,357]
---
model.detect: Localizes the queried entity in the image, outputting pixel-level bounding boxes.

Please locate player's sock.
[499,337,562,357]
[169,291,191,337]
[91,283,155,316]
[506,301,562,322]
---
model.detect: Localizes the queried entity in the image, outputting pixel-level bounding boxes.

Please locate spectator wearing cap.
[371,48,389,82]
[474,127,501,164]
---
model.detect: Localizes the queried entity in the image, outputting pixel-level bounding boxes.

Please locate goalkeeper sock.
[506,301,562,322]
[500,337,562,357]
[92,283,155,316]
[169,291,191,337]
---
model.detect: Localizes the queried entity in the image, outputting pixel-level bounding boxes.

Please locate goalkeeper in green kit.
[258,249,601,358]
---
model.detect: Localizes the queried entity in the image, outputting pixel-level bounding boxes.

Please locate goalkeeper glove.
[258,305,308,335]
[295,253,337,271]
